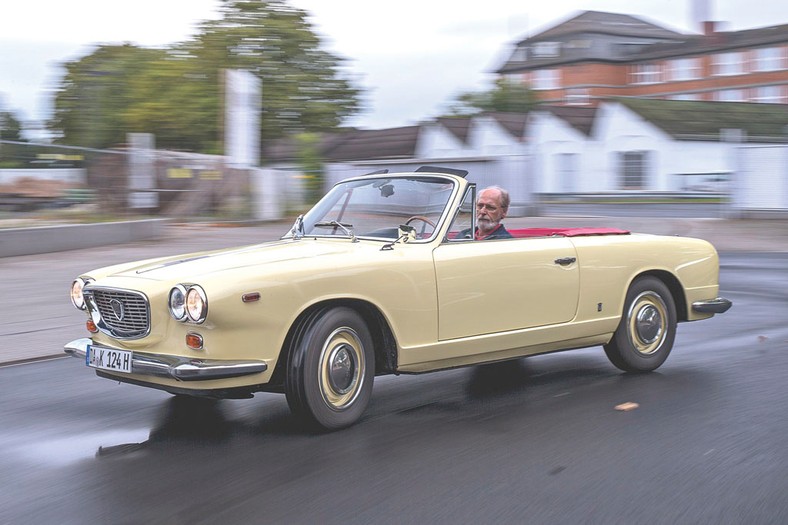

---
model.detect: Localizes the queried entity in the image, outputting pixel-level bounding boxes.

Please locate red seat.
[508,227,630,238]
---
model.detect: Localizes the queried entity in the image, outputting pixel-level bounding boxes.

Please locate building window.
[630,63,661,84]
[715,89,746,102]
[533,41,561,58]
[565,88,590,105]
[512,46,528,62]
[531,69,560,90]
[618,151,650,190]
[670,93,700,101]
[753,85,786,103]
[753,47,783,72]
[712,51,744,76]
[566,39,592,49]
[667,57,701,81]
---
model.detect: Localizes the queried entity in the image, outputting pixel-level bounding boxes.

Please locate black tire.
[285,307,375,430]
[604,276,677,373]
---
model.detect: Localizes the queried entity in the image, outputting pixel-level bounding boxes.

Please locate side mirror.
[381,224,417,251]
[397,224,417,242]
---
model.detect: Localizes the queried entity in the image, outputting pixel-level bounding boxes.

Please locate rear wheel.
[604,276,677,372]
[285,307,375,430]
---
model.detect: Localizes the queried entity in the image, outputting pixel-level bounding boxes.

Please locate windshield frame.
[283,173,463,243]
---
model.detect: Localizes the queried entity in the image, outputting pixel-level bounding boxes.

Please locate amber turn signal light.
[86,319,98,333]
[186,332,204,350]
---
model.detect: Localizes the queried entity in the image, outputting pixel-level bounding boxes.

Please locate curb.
[0,218,170,257]
[0,354,67,368]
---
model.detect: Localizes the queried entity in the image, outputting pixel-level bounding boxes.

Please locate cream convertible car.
[66,167,731,429]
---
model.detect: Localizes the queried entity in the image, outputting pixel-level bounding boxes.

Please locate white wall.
[734,145,788,212]
[663,141,731,191]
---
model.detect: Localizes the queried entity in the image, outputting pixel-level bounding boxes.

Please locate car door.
[432,237,580,341]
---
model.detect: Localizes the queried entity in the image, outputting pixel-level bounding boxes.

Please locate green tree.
[0,109,23,141]
[447,78,539,115]
[123,55,222,152]
[295,132,324,204]
[0,109,27,168]
[49,44,165,149]
[49,0,362,153]
[182,0,361,142]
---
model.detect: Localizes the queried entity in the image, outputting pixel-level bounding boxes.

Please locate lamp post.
[0,113,4,160]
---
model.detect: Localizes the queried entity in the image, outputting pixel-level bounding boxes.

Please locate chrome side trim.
[64,338,267,381]
[692,297,732,314]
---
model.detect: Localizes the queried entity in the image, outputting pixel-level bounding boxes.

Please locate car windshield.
[290,176,456,240]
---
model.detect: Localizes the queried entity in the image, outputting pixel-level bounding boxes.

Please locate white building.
[261,98,788,217]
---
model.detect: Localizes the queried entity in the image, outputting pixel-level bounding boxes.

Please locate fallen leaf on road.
[614,402,639,411]
[758,335,769,343]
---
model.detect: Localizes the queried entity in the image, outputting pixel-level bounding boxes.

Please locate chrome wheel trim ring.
[318,327,365,410]
[626,291,668,355]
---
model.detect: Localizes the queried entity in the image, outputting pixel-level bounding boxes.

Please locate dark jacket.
[458,224,512,240]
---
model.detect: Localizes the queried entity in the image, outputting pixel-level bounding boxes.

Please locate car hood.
[91,238,367,282]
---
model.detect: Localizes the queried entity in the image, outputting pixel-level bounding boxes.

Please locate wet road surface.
[1,254,786,524]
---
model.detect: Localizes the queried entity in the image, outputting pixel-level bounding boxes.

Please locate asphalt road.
[1,252,786,524]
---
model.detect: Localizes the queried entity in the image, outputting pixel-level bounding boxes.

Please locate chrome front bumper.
[64,338,268,381]
[692,297,733,314]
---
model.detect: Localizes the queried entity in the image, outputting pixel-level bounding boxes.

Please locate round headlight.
[168,285,187,321]
[185,285,208,323]
[70,278,88,310]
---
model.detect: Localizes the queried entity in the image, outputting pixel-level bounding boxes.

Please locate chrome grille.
[87,288,150,339]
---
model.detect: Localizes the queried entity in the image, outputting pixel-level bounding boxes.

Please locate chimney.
[691,0,711,33]
[703,20,717,36]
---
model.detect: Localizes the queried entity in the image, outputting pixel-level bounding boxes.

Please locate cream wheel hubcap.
[318,327,365,410]
[627,291,668,355]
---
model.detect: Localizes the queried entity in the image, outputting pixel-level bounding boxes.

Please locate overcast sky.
[0,0,786,132]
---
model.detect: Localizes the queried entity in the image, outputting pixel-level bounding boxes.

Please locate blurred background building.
[0,1,786,225]
[496,9,788,106]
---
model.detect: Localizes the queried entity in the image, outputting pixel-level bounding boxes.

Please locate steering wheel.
[404,215,437,236]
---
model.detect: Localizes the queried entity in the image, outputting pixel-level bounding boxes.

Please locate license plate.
[87,345,133,374]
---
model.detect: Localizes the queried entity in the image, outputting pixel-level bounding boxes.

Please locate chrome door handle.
[554,257,576,266]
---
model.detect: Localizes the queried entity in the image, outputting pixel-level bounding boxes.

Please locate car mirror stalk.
[381,225,417,251]
[290,215,305,240]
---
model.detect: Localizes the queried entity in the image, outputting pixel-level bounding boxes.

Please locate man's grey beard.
[478,217,500,233]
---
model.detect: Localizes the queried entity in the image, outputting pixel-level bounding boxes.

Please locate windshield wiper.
[313,221,357,241]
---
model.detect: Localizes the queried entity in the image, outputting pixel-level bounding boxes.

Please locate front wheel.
[285,307,375,430]
[604,276,677,372]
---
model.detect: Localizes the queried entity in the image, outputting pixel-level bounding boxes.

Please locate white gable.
[528,111,589,193]
[467,116,525,156]
[416,122,471,158]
